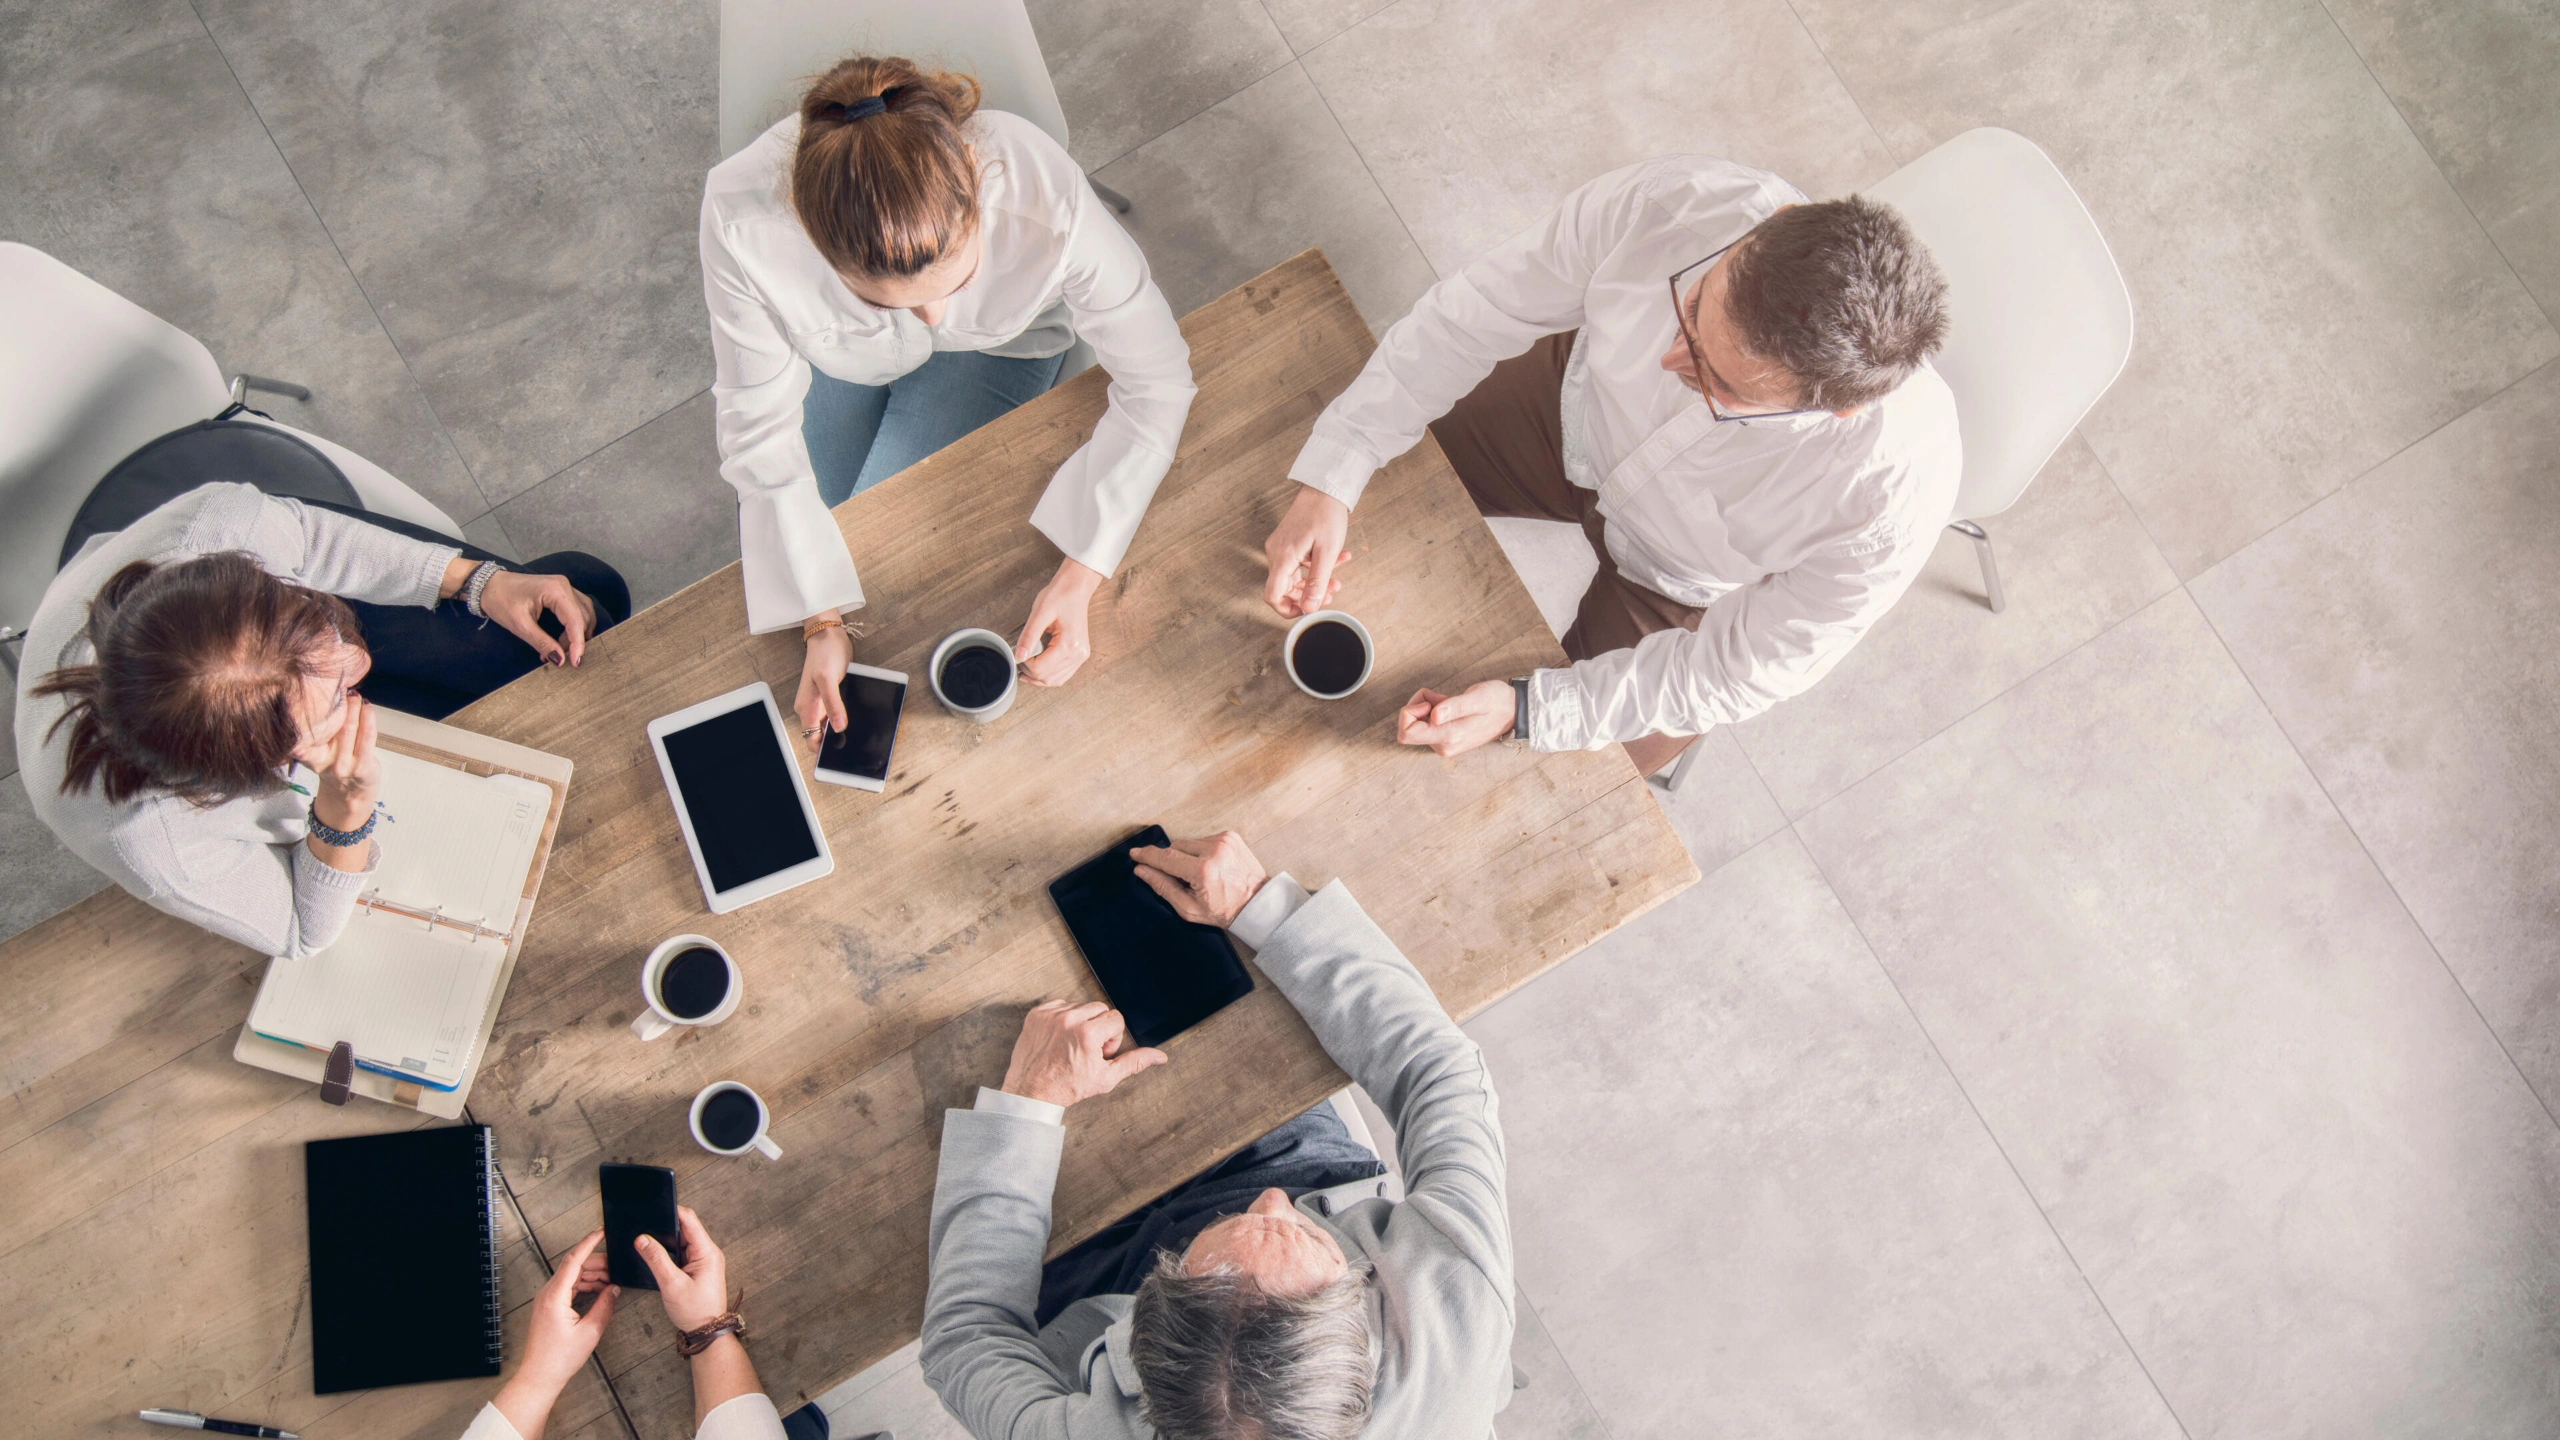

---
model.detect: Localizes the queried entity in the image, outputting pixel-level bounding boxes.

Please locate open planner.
[235,707,572,1115]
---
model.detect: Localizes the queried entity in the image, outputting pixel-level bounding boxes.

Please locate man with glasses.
[1261,159,1958,778]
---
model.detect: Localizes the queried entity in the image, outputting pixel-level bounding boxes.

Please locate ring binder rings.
[304,1124,505,1393]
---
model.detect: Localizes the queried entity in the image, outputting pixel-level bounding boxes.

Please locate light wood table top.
[0,252,1695,1440]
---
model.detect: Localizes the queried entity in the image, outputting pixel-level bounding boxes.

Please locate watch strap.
[677,1311,748,1357]
[1509,677,1530,743]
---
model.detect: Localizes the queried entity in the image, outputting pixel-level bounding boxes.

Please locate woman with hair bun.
[700,54,1195,745]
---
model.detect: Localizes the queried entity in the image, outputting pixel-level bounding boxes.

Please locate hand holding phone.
[814,662,908,792]
[598,1163,681,1290]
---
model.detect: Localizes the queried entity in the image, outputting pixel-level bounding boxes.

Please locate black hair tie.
[839,95,887,121]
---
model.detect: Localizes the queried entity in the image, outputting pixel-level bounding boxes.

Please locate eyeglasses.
[1669,246,1828,424]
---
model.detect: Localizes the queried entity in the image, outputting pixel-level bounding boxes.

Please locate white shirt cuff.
[973,1085,1065,1126]
[698,1391,789,1440]
[1227,872,1312,952]
[458,1403,523,1440]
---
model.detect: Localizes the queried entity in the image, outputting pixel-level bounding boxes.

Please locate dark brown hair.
[791,55,984,280]
[33,552,361,805]
[1724,196,1950,411]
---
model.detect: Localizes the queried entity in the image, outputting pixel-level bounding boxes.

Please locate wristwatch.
[1508,677,1530,743]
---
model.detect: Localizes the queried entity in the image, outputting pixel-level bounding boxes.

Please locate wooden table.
[0,252,1695,1440]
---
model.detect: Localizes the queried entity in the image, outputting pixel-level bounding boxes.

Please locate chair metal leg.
[1659,741,1702,793]
[1088,177,1132,214]
[230,373,313,403]
[1,626,22,681]
[1513,1364,1531,1391]
[1949,519,2006,614]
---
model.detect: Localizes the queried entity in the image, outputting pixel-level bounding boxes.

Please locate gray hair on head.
[1129,1250,1375,1440]
[1724,194,1950,411]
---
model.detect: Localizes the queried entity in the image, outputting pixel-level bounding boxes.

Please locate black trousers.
[306,500,631,720]
[1034,1101,1386,1324]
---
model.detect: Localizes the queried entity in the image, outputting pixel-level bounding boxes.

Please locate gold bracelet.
[676,1311,747,1357]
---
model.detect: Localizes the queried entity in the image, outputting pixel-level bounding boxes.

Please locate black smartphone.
[814,663,908,793]
[1048,824,1255,1048]
[598,1162,680,1290]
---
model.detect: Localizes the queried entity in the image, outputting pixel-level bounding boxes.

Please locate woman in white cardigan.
[701,54,1194,748]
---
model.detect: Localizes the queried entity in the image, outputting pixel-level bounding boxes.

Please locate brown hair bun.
[792,55,984,281]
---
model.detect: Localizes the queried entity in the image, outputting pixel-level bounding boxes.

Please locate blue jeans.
[803,347,1067,506]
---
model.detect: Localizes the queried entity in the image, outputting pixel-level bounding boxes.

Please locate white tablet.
[647,682,834,914]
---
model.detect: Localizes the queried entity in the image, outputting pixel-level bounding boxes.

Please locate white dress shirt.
[458,1392,785,1440]
[1288,156,1963,750]
[701,110,1196,635]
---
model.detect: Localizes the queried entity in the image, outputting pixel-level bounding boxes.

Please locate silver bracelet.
[461,560,503,618]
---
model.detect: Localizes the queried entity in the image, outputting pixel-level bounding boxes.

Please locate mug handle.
[751,1133,783,1160]
[631,1010,673,1041]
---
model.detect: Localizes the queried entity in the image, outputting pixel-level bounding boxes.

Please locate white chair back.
[0,243,230,633]
[718,0,1069,160]
[1866,128,2133,522]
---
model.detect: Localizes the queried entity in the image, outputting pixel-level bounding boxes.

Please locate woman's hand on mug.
[481,569,600,669]
[1016,558,1103,687]
[636,1205,732,1333]
[493,1229,618,1440]
[795,618,854,752]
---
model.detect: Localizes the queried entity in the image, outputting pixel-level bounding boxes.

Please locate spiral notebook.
[246,743,556,1094]
[305,1123,503,1394]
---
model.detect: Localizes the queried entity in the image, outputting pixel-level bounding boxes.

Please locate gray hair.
[1128,1250,1375,1440]
[1724,195,1950,411]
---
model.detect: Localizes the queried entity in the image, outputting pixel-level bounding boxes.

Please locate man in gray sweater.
[922,832,1516,1440]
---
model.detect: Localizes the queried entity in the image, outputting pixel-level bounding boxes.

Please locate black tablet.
[1049,824,1255,1048]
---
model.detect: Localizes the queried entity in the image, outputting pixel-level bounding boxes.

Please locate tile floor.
[5,0,2556,1435]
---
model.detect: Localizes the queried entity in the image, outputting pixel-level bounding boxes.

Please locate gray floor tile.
[0,780,109,943]
[2,669,18,781]
[814,1339,970,1440]
[1093,62,1438,333]
[491,390,734,614]
[0,20,487,528]
[1797,590,2560,1438]
[1786,0,2560,580]
[1027,0,1293,171]
[2191,358,2560,1106]
[1731,436,2180,817]
[194,0,717,505]
[461,509,518,563]
[1301,0,1897,275]
[1261,0,1397,56]
[1468,832,2179,1440]
[2325,0,2560,321]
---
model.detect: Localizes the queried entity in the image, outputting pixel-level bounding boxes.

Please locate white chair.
[0,243,465,666]
[1660,127,2132,793]
[719,0,1124,380]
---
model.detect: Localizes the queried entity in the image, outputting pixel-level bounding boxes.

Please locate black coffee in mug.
[656,946,730,1020]
[699,1088,762,1151]
[1290,619,1369,697]
[939,644,1012,709]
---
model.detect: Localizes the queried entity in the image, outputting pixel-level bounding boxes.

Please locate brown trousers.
[1426,333,1703,768]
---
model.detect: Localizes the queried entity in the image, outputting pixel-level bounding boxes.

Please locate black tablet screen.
[1049,825,1255,1048]
[661,700,821,894]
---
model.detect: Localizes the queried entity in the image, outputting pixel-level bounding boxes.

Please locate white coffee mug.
[1283,609,1376,699]
[689,1081,783,1159]
[929,627,1020,721]
[631,935,741,1041]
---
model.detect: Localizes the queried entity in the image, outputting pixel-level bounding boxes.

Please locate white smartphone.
[813,661,908,793]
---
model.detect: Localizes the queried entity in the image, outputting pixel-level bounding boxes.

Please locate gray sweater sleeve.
[1251,881,1514,1293]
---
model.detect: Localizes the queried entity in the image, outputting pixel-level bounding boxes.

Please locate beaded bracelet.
[306,801,386,848]
[461,560,503,619]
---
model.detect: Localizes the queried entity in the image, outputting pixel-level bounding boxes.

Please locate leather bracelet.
[676,1312,747,1357]
[306,800,385,848]
[802,615,847,642]
[461,560,503,619]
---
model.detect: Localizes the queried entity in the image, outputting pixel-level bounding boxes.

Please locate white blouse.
[700,109,1196,634]
[1288,156,1963,750]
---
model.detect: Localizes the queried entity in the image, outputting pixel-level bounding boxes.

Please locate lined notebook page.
[249,917,504,1087]
[366,750,554,929]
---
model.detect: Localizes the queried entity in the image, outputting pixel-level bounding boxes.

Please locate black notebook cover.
[304,1124,503,1394]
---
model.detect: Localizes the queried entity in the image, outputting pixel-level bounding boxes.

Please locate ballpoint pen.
[139,1409,298,1439]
